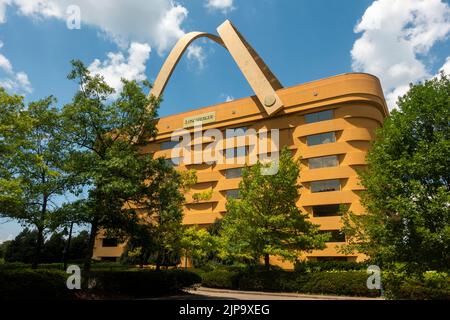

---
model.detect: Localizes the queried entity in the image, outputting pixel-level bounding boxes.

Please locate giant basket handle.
[150,20,284,116]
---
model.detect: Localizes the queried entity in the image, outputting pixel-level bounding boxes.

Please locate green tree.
[342,73,450,272]
[4,228,38,263]
[0,89,77,268]
[220,148,327,268]
[68,230,89,261]
[180,226,218,268]
[60,60,160,271]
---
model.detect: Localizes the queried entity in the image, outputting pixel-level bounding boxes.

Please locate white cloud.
[187,44,206,70]
[0,233,14,244]
[205,0,235,14]
[0,1,191,54]
[0,41,32,93]
[88,42,151,97]
[351,0,450,109]
[439,56,450,75]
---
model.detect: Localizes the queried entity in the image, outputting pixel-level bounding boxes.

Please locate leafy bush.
[294,260,368,273]
[198,267,381,297]
[0,269,74,300]
[384,270,450,300]
[300,271,379,297]
[201,269,240,289]
[86,269,201,297]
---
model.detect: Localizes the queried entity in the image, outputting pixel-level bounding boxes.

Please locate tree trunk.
[32,226,44,269]
[84,216,99,272]
[264,254,270,270]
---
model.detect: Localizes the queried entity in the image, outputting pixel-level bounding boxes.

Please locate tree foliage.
[60,60,162,270]
[342,73,450,272]
[219,148,327,267]
[0,88,78,268]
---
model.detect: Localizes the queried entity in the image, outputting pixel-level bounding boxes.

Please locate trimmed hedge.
[86,269,201,298]
[0,269,74,300]
[294,261,368,273]
[200,268,380,297]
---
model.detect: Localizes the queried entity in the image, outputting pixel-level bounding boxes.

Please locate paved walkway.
[181,287,382,300]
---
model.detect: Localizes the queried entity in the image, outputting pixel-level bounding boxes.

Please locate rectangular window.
[225,168,243,179]
[306,132,336,146]
[227,127,247,137]
[310,179,340,193]
[312,204,342,217]
[320,230,346,243]
[165,157,183,167]
[308,155,339,169]
[226,189,240,199]
[160,140,179,150]
[223,146,248,159]
[102,238,118,247]
[305,110,333,124]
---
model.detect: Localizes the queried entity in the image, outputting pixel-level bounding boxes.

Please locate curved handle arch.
[150,20,284,116]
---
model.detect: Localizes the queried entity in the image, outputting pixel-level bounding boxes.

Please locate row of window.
[160,109,335,152]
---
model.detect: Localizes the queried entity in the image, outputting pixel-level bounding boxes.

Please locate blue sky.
[1,0,449,241]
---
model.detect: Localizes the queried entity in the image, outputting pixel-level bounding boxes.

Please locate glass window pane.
[311,179,340,193]
[226,189,240,199]
[308,155,339,169]
[102,238,118,247]
[312,204,341,217]
[322,155,339,167]
[317,110,333,122]
[225,148,235,159]
[308,157,323,169]
[160,140,179,150]
[321,132,336,144]
[305,110,333,124]
[236,146,247,158]
[321,230,345,243]
[226,168,243,179]
[306,134,321,146]
[165,157,183,167]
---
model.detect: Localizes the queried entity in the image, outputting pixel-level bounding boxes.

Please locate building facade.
[92,21,388,266]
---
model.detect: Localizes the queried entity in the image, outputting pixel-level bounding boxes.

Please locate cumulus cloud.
[351,0,450,109]
[0,41,32,93]
[205,0,235,14]
[88,42,151,97]
[0,0,192,54]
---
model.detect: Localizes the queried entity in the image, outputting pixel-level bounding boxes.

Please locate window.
[312,204,342,217]
[226,189,240,199]
[310,179,340,193]
[308,155,339,169]
[223,146,248,159]
[306,132,336,146]
[165,157,183,167]
[315,257,349,262]
[320,230,346,243]
[160,140,179,150]
[227,127,247,137]
[305,110,334,124]
[101,257,118,262]
[225,168,243,179]
[102,238,118,247]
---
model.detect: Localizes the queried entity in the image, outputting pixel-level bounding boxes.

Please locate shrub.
[0,269,74,300]
[384,270,450,300]
[86,269,201,298]
[201,269,240,289]
[300,271,380,297]
[294,261,368,273]
[198,267,381,297]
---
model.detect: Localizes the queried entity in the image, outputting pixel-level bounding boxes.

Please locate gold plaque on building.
[183,111,216,128]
